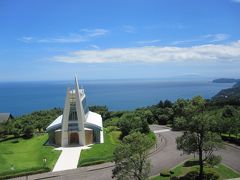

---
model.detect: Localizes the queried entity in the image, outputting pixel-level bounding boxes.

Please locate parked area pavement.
[52,146,91,172]
[12,125,240,180]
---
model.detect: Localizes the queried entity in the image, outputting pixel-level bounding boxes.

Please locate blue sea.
[0,80,234,116]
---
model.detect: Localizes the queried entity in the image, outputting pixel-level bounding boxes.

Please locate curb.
[224,142,240,151]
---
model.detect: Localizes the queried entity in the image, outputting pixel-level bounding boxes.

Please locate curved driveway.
[14,125,240,180]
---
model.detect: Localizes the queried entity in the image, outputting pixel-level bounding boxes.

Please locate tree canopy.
[112,132,154,180]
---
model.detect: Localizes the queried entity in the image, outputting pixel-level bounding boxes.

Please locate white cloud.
[89,44,100,49]
[172,33,229,45]
[203,34,229,42]
[80,29,109,37]
[172,39,201,45]
[52,40,240,64]
[136,39,161,44]
[19,29,108,43]
[122,25,136,33]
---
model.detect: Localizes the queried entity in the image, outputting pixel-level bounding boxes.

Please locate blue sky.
[0,0,240,81]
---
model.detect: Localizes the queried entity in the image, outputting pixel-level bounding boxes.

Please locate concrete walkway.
[52,146,91,172]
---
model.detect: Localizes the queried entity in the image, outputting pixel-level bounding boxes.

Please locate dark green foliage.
[0,108,62,139]
[23,125,34,139]
[157,114,169,125]
[157,100,172,108]
[157,100,165,108]
[222,105,236,117]
[118,112,150,139]
[89,105,110,120]
[164,100,173,108]
[12,128,21,138]
[173,116,186,130]
[183,160,199,167]
[179,168,220,180]
[103,117,120,127]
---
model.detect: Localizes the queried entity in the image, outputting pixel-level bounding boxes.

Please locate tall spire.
[74,74,80,90]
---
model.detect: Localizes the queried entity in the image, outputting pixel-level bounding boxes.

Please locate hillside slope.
[212,81,240,104]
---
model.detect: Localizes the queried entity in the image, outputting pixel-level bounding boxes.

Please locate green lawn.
[0,134,60,178]
[151,160,240,180]
[221,133,239,139]
[78,130,121,167]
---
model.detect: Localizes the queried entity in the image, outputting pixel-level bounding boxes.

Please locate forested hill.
[212,81,240,105]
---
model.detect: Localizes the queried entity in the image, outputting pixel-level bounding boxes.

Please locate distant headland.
[212,78,240,104]
[212,78,240,83]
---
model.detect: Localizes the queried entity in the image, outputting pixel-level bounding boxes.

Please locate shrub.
[23,125,34,139]
[179,168,220,180]
[160,169,171,177]
[204,168,220,180]
[179,169,198,180]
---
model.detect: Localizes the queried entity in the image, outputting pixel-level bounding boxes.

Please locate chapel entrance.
[70,132,79,144]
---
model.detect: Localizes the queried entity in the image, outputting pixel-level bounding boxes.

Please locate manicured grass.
[78,130,121,167]
[151,160,240,180]
[0,134,60,178]
[215,164,240,179]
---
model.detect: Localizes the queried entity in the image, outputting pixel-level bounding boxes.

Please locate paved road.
[217,144,240,172]
[13,125,240,180]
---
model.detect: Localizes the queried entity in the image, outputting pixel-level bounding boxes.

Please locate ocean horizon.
[0,79,234,116]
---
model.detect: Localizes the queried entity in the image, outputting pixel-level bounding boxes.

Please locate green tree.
[164,100,173,108]
[118,113,150,139]
[157,114,169,125]
[12,127,21,138]
[157,100,164,108]
[143,110,154,124]
[173,98,190,117]
[173,116,187,130]
[89,105,110,120]
[176,96,224,180]
[112,132,154,180]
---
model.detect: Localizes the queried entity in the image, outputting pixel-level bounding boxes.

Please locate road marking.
[153,129,171,133]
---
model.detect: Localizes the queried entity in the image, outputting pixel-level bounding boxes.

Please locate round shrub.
[180,169,198,180]
[180,168,220,180]
[204,168,220,180]
[23,125,34,139]
[160,169,171,177]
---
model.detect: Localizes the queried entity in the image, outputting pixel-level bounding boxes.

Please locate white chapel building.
[46,76,104,146]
